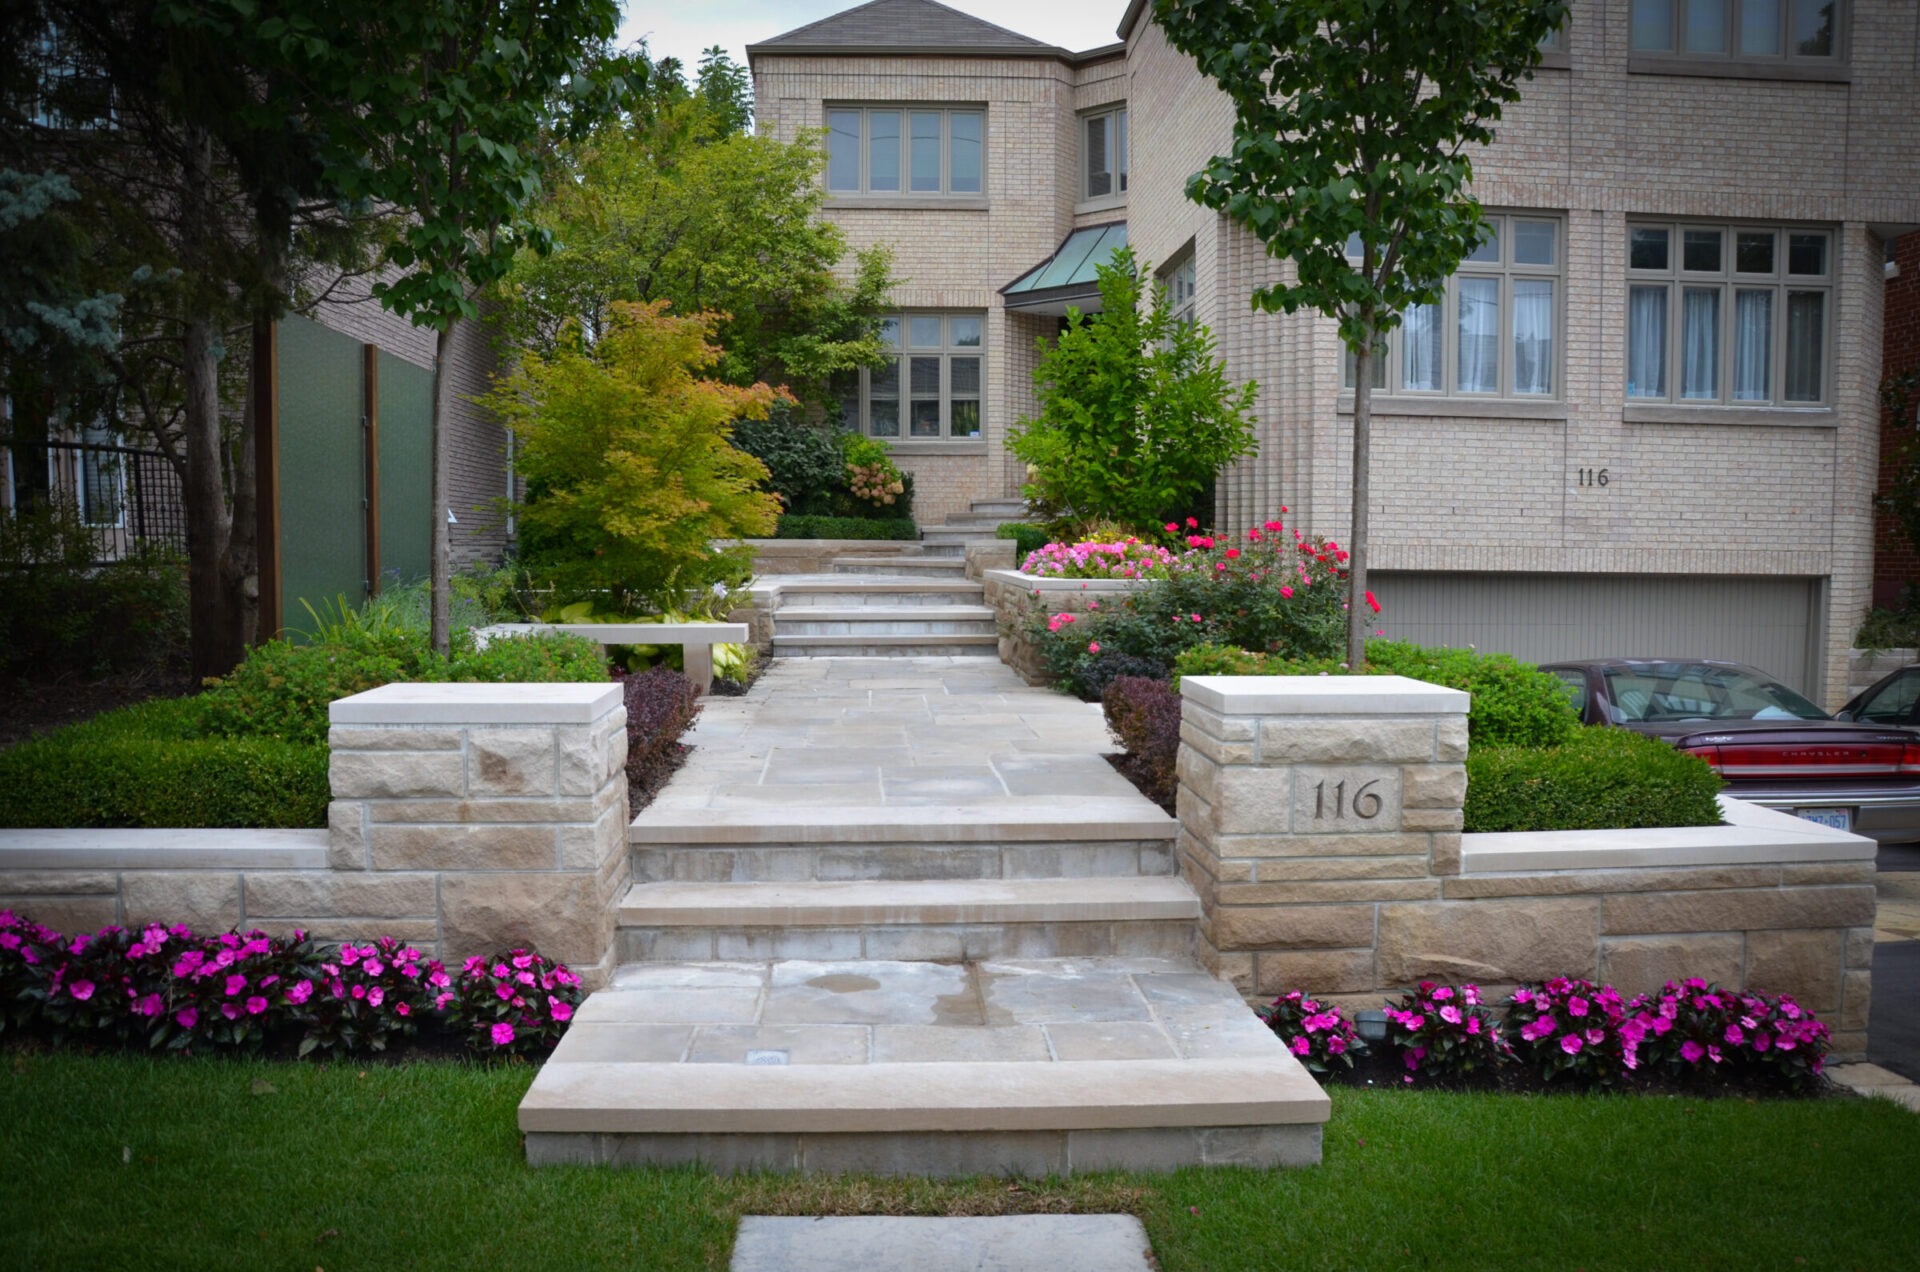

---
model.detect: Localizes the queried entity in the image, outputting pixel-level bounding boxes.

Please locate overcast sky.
[618,1,1129,75]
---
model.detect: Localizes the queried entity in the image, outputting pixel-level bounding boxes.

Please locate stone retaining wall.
[1176,674,1877,1061]
[982,570,1148,685]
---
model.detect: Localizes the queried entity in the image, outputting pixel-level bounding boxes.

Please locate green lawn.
[4,1053,1916,1270]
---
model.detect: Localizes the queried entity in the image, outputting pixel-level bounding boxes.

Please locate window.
[1343,213,1563,399]
[1163,256,1196,328]
[842,314,984,440]
[1083,106,1127,200]
[1629,0,1842,64]
[825,107,983,197]
[1625,222,1831,406]
[77,421,124,528]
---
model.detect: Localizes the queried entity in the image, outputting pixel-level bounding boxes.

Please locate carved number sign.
[1312,778,1382,821]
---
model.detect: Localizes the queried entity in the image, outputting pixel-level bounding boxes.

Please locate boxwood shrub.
[1464,727,1723,833]
[995,521,1049,561]
[773,514,918,540]
[0,698,328,829]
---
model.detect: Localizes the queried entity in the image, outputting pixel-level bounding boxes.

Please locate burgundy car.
[1540,658,1920,843]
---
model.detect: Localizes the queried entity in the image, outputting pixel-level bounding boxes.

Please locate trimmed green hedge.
[773,514,918,540]
[0,698,329,829]
[995,521,1048,562]
[1464,727,1724,833]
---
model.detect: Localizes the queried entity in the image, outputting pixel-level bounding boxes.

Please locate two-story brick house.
[749,0,1920,703]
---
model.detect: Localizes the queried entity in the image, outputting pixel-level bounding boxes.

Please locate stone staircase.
[766,497,1027,658]
[516,658,1331,1176]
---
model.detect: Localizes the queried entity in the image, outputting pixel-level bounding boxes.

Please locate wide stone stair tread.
[772,604,997,621]
[630,802,1175,844]
[619,877,1200,927]
[771,633,998,652]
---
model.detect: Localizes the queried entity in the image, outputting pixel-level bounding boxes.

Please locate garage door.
[1367,572,1821,695]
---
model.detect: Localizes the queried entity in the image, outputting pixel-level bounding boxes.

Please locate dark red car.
[1540,658,1920,843]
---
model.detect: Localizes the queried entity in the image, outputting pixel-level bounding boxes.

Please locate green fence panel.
[376,350,434,588]
[276,315,367,634]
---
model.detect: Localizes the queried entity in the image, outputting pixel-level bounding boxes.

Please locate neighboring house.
[1873,231,1920,608]
[750,0,1920,704]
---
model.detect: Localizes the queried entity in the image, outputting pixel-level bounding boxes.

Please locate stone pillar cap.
[1180,674,1469,716]
[330,681,622,725]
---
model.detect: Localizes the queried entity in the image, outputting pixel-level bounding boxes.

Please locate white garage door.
[1367,573,1821,695]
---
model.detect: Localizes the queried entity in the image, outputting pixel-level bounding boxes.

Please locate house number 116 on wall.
[1313,778,1382,820]
[1576,467,1610,487]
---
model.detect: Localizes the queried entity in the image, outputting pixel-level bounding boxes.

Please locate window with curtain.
[844,314,984,440]
[1626,222,1831,406]
[1628,0,1844,65]
[825,106,985,197]
[1343,212,1563,400]
[1083,106,1127,200]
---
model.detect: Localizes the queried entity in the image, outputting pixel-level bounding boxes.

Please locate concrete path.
[731,1215,1155,1272]
[639,656,1169,838]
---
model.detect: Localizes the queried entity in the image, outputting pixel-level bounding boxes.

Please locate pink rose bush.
[1383,981,1509,1081]
[0,909,582,1060]
[1021,538,1180,581]
[1258,990,1365,1075]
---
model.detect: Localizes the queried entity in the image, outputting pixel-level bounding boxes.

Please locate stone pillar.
[327,683,629,988]
[1174,675,1469,999]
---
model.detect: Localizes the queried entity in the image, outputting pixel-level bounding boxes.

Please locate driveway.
[1869,842,1920,1081]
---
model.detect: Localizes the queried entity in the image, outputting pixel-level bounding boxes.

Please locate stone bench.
[474,622,749,693]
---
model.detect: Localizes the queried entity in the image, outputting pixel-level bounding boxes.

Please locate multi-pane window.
[1343,214,1563,399]
[1166,258,1196,328]
[826,107,983,197]
[1629,0,1842,62]
[842,314,984,440]
[1083,106,1127,200]
[1625,222,1831,405]
[77,421,123,528]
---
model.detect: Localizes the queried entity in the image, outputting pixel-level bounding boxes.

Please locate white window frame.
[1624,220,1834,408]
[824,105,985,199]
[845,313,986,442]
[1082,105,1128,202]
[1162,255,1196,329]
[1343,212,1566,402]
[1628,0,1846,70]
[76,419,125,529]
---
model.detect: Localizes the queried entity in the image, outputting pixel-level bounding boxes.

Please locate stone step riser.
[617,919,1196,964]
[832,562,969,576]
[774,619,998,637]
[937,515,1018,529]
[773,643,999,658]
[919,544,969,557]
[770,590,983,608]
[630,840,1177,884]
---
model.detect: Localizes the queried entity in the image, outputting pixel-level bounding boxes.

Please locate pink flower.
[134,994,163,1017]
[69,980,95,1002]
[1190,614,1201,623]
[1365,590,1379,613]
[1681,1040,1706,1063]
[1165,522,1178,533]
[174,1007,198,1029]
[397,1002,411,1017]
[1466,1016,1482,1035]
[1439,1005,1461,1025]
[1291,1036,1311,1056]
[368,986,385,1008]
[286,980,313,1005]
[1431,986,1453,1001]
[1186,517,1198,529]
[550,1000,573,1023]
[1279,585,1293,599]
[1225,548,1240,559]
[491,1022,515,1047]
[1567,995,1589,1018]
[1560,1034,1584,1055]
[246,996,268,1016]
[1088,641,1101,653]
[434,992,455,1011]
[225,974,248,997]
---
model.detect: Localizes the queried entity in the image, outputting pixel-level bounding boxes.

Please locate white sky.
[618,1,1129,76]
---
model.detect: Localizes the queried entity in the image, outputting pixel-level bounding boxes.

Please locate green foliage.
[0,699,328,829]
[1009,248,1257,531]
[996,521,1049,561]
[774,515,918,541]
[730,404,914,521]
[0,500,188,679]
[1101,675,1183,810]
[840,433,910,515]
[1855,588,1920,652]
[1875,366,1920,590]
[1464,727,1725,833]
[497,111,894,404]
[692,46,752,139]
[1172,639,1579,749]
[484,301,783,613]
[0,170,123,401]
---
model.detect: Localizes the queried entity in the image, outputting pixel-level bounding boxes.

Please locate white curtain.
[1456,278,1498,393]
[1733,290,1771,401]
[1627,284,1667,398]
[1512,280,1553,395]
[1401,301,1441,391]
[1681,288,1719,400]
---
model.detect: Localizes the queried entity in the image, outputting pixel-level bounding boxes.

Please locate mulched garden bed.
[0,668,198,751]
[1105,751,1173,815]
[628,742,691,817]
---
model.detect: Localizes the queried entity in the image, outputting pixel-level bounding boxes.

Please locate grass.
[4,1053,1917,1270]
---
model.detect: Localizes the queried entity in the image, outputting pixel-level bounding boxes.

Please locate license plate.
[1794,807,1852,832]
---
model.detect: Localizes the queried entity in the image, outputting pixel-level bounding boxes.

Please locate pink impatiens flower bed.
[0,909,582,1060]
[1260,975,1833,1095]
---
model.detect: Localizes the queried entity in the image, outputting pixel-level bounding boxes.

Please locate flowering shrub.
[1638,978,1831,1090]
[1259,990,1365,1075]
[1033,513,1349,699]
[0,909,583,1060]
[1384,982,1508,1081]
[1020,538,1180,581]
[1504,978,1650,1087]
[443,948,582,1056]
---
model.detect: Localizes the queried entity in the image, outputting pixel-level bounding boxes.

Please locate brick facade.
[754,0,1920,699]
[1874,232,1920,606]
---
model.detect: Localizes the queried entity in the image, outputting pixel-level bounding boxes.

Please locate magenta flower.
[134,994,162,1017]
[225,973,248,997]
[245,996,268,1016]
[1567,995,1589,1018]
[1560,1034,1584,1055]
[286,980,313,1005]
[1438,1005,1461,1025]
[491,1022,515,1047]
[69,980,95,1002]
[368,986,385,1008]
[1291,1036,1310,1056]
[174,1007,197,1029]
[1681,1040,1706,1063]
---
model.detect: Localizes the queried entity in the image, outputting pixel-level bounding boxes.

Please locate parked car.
[1540,658,1920,843]
[1840,664,1920,727]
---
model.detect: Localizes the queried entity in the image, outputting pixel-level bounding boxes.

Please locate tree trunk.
[1347,316,1374,670]
[429,318,456,656]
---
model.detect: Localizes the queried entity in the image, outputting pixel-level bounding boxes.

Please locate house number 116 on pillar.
[1313,778,1382,820]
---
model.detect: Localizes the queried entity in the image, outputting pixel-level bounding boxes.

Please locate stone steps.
[832,556,970,577]
[519,957,1330,1175]
[615,877,1199,963]
[772,606,997,638]
[630,835,1177,884]
[771,633,999,657]
[766,580,985,607]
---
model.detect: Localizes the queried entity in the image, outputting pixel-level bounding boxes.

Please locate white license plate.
[1794,807,1852,832]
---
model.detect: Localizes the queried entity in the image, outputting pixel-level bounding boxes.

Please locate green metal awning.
[1000,221,1126,315]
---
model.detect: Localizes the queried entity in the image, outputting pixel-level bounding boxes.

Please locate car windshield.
[1600,663,1828,724]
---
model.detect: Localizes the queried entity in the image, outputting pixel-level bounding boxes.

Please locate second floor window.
[1084,106,1127,200]
[826,107,983,197]
[1630,0,1842,62]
